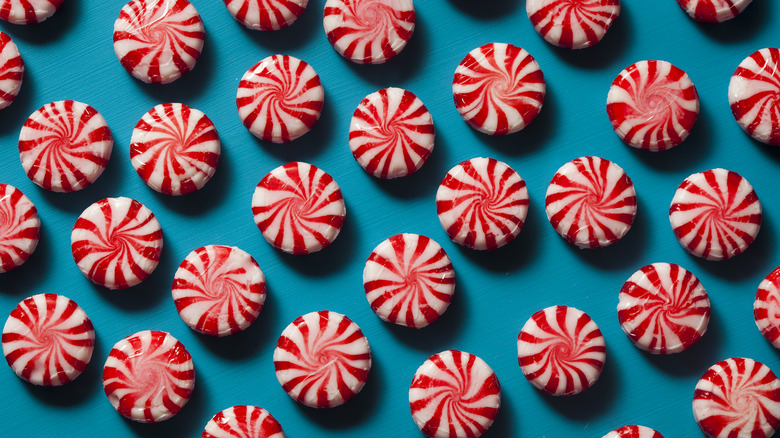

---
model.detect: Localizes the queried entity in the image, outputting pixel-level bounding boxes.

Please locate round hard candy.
[202,405,285,438]
[676,0,752,22]
[223,0,308,31]
[0,183,40,273]
[0,0,62,24]
[526,0,621,49]
[755,266,780,349]
[0,32,23,110]
[602,425,665,438]
[729,47,780,146]
[2,293,94,386]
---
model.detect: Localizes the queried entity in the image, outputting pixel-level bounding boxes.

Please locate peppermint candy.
[172,245,266,337]
[252,162,346,254]
[2,293,94,386]
[618,263,710,354]
[606,60,699,151]
[409,350,501,438]
[202,405,285,438]
[363,234,455,328]
[103,330,195,423]
[18,100,113,192]
[273,310,371,408]
[436,157,529,250]
[223,0,308,31]
[676,0,752,22]
[130,103,220,196]
[755,266,780,349]
[349,87,434,179]
[517,305,606,396]
[113,0,205,84]
[693,357,780,438]
[71,197,163,290]
[0,0,62,24]
[453,43,546,135]
[323,0,415,64]
[0,32,23,110]
[669,168,761,261]
[237,54,324,143]
[602,425,665,438]
[0,183,40,273]
[729,47,780,146]
[526,0,621,49]
[545,156,636,248]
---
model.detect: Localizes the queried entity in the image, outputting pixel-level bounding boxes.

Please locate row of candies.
[1,0,778,437]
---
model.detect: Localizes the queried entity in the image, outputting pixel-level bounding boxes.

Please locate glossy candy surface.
[222,0,308,30]
[0,183,39,273]
[729,47,780,146]
[202,405,285,438]
[0,0,62,24]
[755,266,780,349]
[602,425,665,438]
[0,32,23,110]
[675,0,752,22]
[526,0,621,49]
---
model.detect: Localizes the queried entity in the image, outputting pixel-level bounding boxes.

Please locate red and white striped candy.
[693,357,780,438]
[237,55,324,143]
[363,234,455,329]
[18,100,113,192]
[2,293,94,386]
[223,0,308,31]
[103,330,195,423]
[728,47,780,146]
[172,245,266,337]
[606,60,699,151]
[602,425,665,438]
[0,32,23,110]
[618,263,710,354]
[754,266,780,349]
[323,0,415,64]
[436,157,529,251]
[71,197,163,290]
[409,350,501,438]
[0,0,62,24]
[273,310,371,408]
[113,0,205,84]
[669,168,761,261]
[676,0,752,22]
[203,405,285,438]
[0,183,39,273]
[252,162,345,255]
[130,103,220,196]
[526,0,621,50]
[517,305,606,396]
[349,87,434,179]
[453,43,546,136]
[545,156,636,248]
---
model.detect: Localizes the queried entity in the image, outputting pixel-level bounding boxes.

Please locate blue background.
[1,0,779,436]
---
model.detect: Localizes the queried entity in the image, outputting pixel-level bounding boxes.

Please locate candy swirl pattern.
[606,60,699,151]
[602,425,665,438]
[436,157,529,250]
[172,245,266,337]
[517,305,606,396]
[113,0,205,84]
[349,87,435,179]
[675,0,752,22]
[71,197,163,290]
[729,47,780,146]
[19,100,113,193]
[363,234,455,328]
[0,183,39,273]
[409,350,501,438]
[669,168,761,261]
[252,162,345,254]
[526,0,621,49]
[754,266,780,349]
[453,43,546,135]
[0,32,23,110]
[693,357,780,438]
[223,0,308,31]
[273,311,371,408]
[203,405,285,438]
[0,0,62,24]
[2,293,94,386]
[102,330,195,423]
[130,103,220,196]
[618,263,710,354]
[323,0,415,64]
[545,156,636,248]
[237,54,324,143]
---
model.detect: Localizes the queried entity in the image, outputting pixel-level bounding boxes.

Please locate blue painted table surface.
[1,0,780,437]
